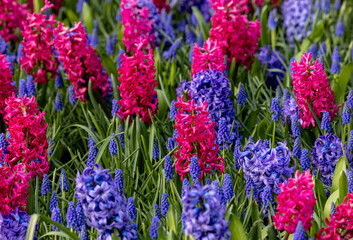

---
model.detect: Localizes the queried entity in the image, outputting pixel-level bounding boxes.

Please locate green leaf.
[314,178,327,212]
[229,216,247,240]
[332,156,346,193]
[267,224,278,240]
[324,190,339,220]
[260,5,269,46]
[333,63,353,104]
[26,214,40,240]
[157,90,168,119]
[191,7,209,40]
[83,2,94,33]
[65,9,80,23]
[256,113,271,139]
[339,171,348,204]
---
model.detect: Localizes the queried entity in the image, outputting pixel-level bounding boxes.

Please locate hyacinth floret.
[182,183,230,239]
[292,53,339,128]
[273,170,316,234]
[75,164,137,239]
[191,38,226,76]
[117,38,158,124]
[0,208,31,239]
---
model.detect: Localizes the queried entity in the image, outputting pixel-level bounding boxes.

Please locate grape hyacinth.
[237,84,247,107]
[321,111,332,132]
[271,98,282,122]
[347,170,353,193]
[111,99,120,117]
[153,204,162,220]
[66,202,77,229]
[152,138,159,160]
[160,193,169,217]
[291,116,301,137]
[268,8,278,30]
[149,216,159,239]
[18,79,27,98]
[55,70,64,90]
[212,180,226,205]
[49,191,58,211]
[190,156,201,184]
[293,221,306,240]
[117,125,125,149]
[51,207,62,231]
[54,93,63,111]
[336,18,344,37]
[41,174,51,196]
[331,46,341,74]
[109,135,118,156]
[115,169,124,195]
[68,86,77,105]
[76,200,86,230]
[223,174,234,203]
[308,43,318,59]
[342,104,351,124]
[167,137,176,151]
[348,130,353,151]
[181,179,190,198]
[300,149,311,172]
[60,170,69,191]
[128,197,137,221]
[164,155,173,182]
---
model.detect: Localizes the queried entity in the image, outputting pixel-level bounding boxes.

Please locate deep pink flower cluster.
[316,193,353,240]
[191,38,226,76]
[121,0,154,52]
[0,162,29,215]
[20,0,58,84]
[173,96,224,180]
[292,53,339,128]
[117,38,158,124]
[54,22,110,102]
[4,95,49,179]
[273,170,316,234]
[0,0,28,42]
[210,0,261,69]
[0,54,16,114]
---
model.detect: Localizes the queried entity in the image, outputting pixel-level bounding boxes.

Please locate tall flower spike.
[117,38,158,124]
[149,216,159,239]
[111,99,120,117]
[321,111,332,132]
[169,100,177,121]
[109,135,118,156]
[152,138,159,160]
[181,178,190,198]
[342,104,351,124]
[167,137,176,151]
[55,70,64,90]
[164,155,174,182]
[268,8,278,30]
[262,186,274,216]
[20,1,58,84]
[60,170,69,191]
[271,98,281,122]
[336,18,344,37]
[66,202,77,229]
[68,86,77,106]
[0,54,16,114]
[348,130,353,151]
[55,93,63,111]
[4,95,49,178]
[293,221,306,240]
[41,174,51,196]
[87,146,98,168]
[118,125,125,149]
[160,193,169,217]
[217,117,230,146]
[223,174,234,203]
[76,200,86,230]
[191,38,225,76]
[18,79,27,98]
[292,53,339,128]
[237,84,247,107]
[115,169,124,195]
[153,204,162,220]
[51,207,62,231]
[273,170,316,234]
[331,46,341,74]
[128,197,137,221]
[190,156,201,184]
[50,191,58,211]
[347,170,353,193]
[300,149,310,172]
[291,116,301,137]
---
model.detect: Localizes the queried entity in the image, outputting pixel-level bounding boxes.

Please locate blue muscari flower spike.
[111,99,120,117]
[217,117,230,146]
[90,20,98,48]
[115,169,124,195]
[55,70,64,89]
[164,37,182,60]
[0,35,9,54]
[76,0,88,13]
[342,104,351,124]
[293,221,306,240]
[60,170,69,191]
[206,178,211,184]
[17,43,23,62]
[308,43,318,59]
[237,84,247,107]
[283,88,291,101]
[152,138,159,160]
[331,46,341,74]
[76,200,86,230]
[347,90,353,109]
[116,8,122,22]
[318,42,327,59]
[293,137,302,159]
[51,207,62,231]
[189,45,194,63]
[300,148,310,172]
[330,202,336,215]
[118,124,125,149]
[106,35,114,55]
[185,26,195,45]
[268,8,278,30]
[50,191,58,211]
[347,170,353,193]
[212,180,226,205]
[167,137,176,151]
[66,202,77,229]
[117,49,125,68]
[289,57,296,77]
[164,155,174,182]
[19,79,27,98]
[6,53,16,73]
[233,141,241,170]
[88,128,95,148]
[68,86,77,105]
[336,18,344,37]
[245,176,258,200]
[223,174,234,203]
[149,216,159,239]
[322,0,330,14]
[190,156,201,184]
[334,0,341,10]
[0,133,9,158]
[55,93,63,111]
[348,130,353,151]
[27,76,36,97]
[291,116,301,137]
[261,186,274,216]
[196,32,203,47]
[276,86,282,101]
[49,138,54,155]
[271,98,281,122]
[87,145,98,167]
[169,100,177,121]
[41,174,51,196]
[109,135,118,156]
[128,197,137,221]
[153,204,162,220]
[321,111,332,132]
[80,226,89,240]
[181,178,190,198]
[161,193,169,217]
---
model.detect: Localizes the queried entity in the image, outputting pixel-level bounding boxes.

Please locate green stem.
[170,181,176,204]
[343,124,347,144]
[272,122,276,148]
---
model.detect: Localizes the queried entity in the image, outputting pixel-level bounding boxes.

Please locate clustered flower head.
[0,207,31,239]
[311,134,343,186]
[4,95,49,179]
[292,53,339,128]
[117,38,158,124]
[0,0,28,42]
[182,183,230,239]
[75,164,138,240]
[20,1,59,84]
[121,0,154,52]
[210,0,261,69]
[237,139,294,203]
[0,54,16,114]
[188,70,240,144]
[54,22,110,102]
[273,170,316,234]
[281,0,313,47]
[316,193,353,239]
[173,96,224,180]
[191,38,225,76]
